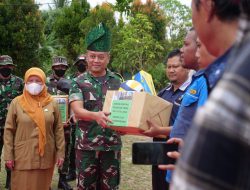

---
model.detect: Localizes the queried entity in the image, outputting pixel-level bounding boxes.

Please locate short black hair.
[194,0,240,21]
[164,49,180,64]
[240,0,250,18]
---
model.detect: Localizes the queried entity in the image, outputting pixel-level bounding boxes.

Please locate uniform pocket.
[14,139,38,161]
[14,141,27,160]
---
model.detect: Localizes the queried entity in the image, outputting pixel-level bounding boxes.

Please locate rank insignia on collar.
[190,89,197,94]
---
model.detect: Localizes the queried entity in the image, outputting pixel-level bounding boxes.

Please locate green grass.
[0,135,152,190]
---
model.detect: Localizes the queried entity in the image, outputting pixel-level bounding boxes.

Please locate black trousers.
[152,137,169,190]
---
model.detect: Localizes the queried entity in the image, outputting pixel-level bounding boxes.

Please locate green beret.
[0,55,15,66]
[86,23,111,52]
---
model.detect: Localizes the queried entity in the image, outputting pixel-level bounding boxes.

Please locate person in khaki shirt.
[4,67,65,190]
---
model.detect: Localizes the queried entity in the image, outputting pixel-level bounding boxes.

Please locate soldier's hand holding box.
[103,90,173,135]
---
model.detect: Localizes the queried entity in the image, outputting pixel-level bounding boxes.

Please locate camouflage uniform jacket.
[0,75,23,128]
[46,74,68,95]
[69,70,122,151]
[71,71,84,79]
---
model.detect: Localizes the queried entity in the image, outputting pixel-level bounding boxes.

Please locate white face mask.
[25,83,44,95]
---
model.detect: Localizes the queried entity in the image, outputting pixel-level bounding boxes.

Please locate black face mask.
[0,68,12,78]
[54,69,66,78]
[77,64,87,73]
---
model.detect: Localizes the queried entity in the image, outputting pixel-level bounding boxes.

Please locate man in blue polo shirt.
[144,28,217,182]
[166,32,218,183]
[170,32,209,139]
[145,28,202,139]
[152,49,190,190]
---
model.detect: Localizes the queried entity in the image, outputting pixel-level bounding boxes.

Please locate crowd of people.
[0,0,250,189]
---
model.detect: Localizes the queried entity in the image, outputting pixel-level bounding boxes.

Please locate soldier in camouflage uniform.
[0,55,24,189]
[69,23,122,190]
[66,54,88,182]
[72,54,88,78]
[46,56,73,190]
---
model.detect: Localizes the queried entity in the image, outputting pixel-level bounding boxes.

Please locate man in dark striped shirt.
[172,0,250,189]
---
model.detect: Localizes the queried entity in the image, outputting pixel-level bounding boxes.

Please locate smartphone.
[132,142,178,165]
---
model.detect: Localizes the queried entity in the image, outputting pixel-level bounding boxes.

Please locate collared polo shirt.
[166,70,208,183]
[170,69,208,139]
[204,47,232,94]
[168,47,234,184]
[158,78,191,126]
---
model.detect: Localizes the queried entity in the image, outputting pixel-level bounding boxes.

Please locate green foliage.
[52,0,70,9]
[53,0,90,63]
[38,32,63,74]
[0,0,192,89]
[39,10,64,73]
[111,13,165,90]
[148,62,168,92]
[157,0,192,48]
[0,0,44,77]
[113,0,133,16]
[131,0,167,42]
[41,8,62,35]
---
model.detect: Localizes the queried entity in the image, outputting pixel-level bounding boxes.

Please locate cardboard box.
[103,91,173,135]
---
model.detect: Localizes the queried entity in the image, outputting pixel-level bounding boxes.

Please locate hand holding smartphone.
[132,142,178,165]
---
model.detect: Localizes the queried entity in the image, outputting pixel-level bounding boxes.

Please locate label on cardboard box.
[108,91,134,126]
[109,100,132,126]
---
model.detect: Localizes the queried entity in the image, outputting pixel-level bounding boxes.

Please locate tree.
[131,0,167,42]
[157,0,192,48]
[111,13,164,88]
[51,0,70,9]
[0,0,44,76]
[38,31,63,74]
[53,0,90,63]
[38,10,64,74]
[112,0,133,17]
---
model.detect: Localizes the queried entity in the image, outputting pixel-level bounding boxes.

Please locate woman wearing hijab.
[4,67,65,190]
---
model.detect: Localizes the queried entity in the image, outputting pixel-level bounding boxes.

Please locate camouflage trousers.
[75,149,121,190]
[68,124,76,172]
[0,128,4,168]
[58,126,71,174]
